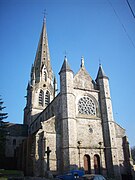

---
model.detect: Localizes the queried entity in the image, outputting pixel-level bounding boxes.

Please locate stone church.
[14,18,134,180]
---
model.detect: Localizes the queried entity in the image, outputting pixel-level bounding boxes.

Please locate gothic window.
[45,90,50,106]
[39,90,44,106]
[78,96,96,115]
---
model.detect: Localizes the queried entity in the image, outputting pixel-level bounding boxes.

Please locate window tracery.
[78,96,96,115]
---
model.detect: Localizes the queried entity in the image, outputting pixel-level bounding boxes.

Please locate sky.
[0,0,135,146]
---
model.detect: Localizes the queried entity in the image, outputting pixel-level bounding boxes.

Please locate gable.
[74,67,95,90]
[115,123,125,138]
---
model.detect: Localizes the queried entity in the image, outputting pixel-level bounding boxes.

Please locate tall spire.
[33,17,53,83]
[24,17,55,126]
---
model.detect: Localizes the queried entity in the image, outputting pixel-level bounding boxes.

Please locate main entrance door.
[84,155,91,174]
[94,154,100,174]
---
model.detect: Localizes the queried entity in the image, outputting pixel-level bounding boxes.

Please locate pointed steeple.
[96,64,108,82]
[24,18,55,126]
[34,18,53,83]
[59,56,73,74]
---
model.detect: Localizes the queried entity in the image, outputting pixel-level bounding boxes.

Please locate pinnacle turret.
[59,56,73,74]
[96,64,108,82]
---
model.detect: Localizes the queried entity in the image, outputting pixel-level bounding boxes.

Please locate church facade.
[22,19,134,180]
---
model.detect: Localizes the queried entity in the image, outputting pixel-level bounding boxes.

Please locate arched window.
[39,90,44,106]
[78,96,96,115]
[45,90,50,106]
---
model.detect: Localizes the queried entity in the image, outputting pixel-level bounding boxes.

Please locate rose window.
[78,96,96,115]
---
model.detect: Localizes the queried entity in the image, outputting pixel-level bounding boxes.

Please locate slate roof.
[96,64,108,81]
[59,56,73,74]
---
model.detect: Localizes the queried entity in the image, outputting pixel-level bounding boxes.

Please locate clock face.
[78,96,96,115]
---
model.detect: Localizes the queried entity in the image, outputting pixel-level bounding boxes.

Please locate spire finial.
[64,55,67,62]
[43,9,47,22]
[81,56,84,68]
[64,50,68,61]
[99,58,101,67]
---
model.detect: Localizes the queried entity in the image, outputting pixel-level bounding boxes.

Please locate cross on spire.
[43,9,48,22]
[99,58,101,66]
[64,50,68,59]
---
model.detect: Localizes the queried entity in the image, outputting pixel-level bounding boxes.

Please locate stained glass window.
[78,96,96,115]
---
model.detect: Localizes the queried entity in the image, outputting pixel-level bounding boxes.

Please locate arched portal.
[94,154,100,174]
[84,154,91,174]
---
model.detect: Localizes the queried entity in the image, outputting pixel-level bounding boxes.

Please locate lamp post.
[77,141,81,169]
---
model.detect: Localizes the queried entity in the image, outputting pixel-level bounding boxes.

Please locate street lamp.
[77,141,81,169]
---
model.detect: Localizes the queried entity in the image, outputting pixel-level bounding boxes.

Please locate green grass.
[0,169,24,178]
[0,178,8,180]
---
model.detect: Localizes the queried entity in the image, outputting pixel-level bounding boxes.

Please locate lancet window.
[78,96,96,115]
[39,90,44,106]
[45,90,50,106]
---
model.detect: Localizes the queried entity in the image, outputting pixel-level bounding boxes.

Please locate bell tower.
[24,18,56,126]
